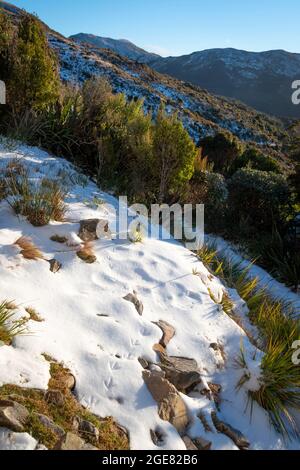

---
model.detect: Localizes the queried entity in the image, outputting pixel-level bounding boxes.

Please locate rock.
[154,320,175,348]
[182,435,198,450]
[76,250,97,264]
[49,259,62,273]
[143,370,189,434]
[159,356,201,393]
[54,432,85,450]
[211,412,249,449]
[138,357,149,369]
[0,400,29,432]
[158,394,189,434]
[78,219,109,242]
[152,343,166,355]
[82,442,99,450]
[198,412,213,433]
[73,417,99,440]
[193,437,212,450]
[123,291,143,315]
[209,343,219,351]
[150,429,164,447]
[61,373,76,391]
[44,390,65,407]
[34,413,64,437]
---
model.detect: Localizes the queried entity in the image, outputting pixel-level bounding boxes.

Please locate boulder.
[154,320,175,348]
[123,291,143,316]
[211,412,249,449]
[34,413,65,437]
[54,432,98,451]
[78,219,109,242]
[159,356,201,392]
[0,400,29,432]
[143,370,189,434]
[73,417,99,440]
[193,436,212,450]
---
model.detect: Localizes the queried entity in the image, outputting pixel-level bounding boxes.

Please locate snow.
[0,429,38,450]
[0,140,299,450]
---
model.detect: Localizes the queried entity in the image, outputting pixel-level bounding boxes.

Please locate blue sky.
[10,0,300,56]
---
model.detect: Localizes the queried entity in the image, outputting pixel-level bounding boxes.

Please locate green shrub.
[228,169,292,232]
[188,171,228,230]
[200,132,243,174]
[231,148,280,174]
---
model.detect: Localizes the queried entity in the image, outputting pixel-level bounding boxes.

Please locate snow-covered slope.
[0,141,299,450]
[70,33,159,63]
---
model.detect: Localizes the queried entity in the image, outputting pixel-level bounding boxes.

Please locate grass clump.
[0,301,28,345]
[7,169,66,226]
[197,243,300,439]
[15,236,44,260]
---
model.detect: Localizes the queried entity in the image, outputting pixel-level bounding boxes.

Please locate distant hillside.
[70,33,158,63]
[0,1,294,169]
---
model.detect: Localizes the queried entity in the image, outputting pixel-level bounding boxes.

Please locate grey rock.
[182,435,198,450]
[193,436,212,450]
[159,356,201,392]
[143,370,189,434]
[54,432,85,450]
[49,259,62,273]
[73,417,99,440]
[78,219,109,242]
[138,357,149,369]
[0,400,29,432]
[154,320,175,348]
[123,291,143,315]
[211,412,250,449]
[35,413,65,437]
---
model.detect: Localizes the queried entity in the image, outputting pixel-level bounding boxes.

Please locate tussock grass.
[197,243,300,438]
[0,301,28,344]
[7,169,66,226]
[15,236,44,260]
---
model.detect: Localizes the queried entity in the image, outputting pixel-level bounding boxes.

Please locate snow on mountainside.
[0,141,299,450]
[150,48,300,118]
[70,33,159,63]
[0,0,290,165]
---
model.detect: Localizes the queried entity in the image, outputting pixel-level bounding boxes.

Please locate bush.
[188,171,228,230]
[152,108,197,203]
[228,169,292,232]
[231,148,280,174]
[200,132,243,174]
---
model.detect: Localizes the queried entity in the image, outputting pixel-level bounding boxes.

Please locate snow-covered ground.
[0,141,299,450]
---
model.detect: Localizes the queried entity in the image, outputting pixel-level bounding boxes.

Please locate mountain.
[71,32,300,118]
[0,1,293,169]
[70,33,159,63]
[151,48,300,118]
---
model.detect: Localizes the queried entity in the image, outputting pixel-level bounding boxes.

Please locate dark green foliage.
[228,168,292,231]
[231,148,280,174]
[200,132,243,174]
